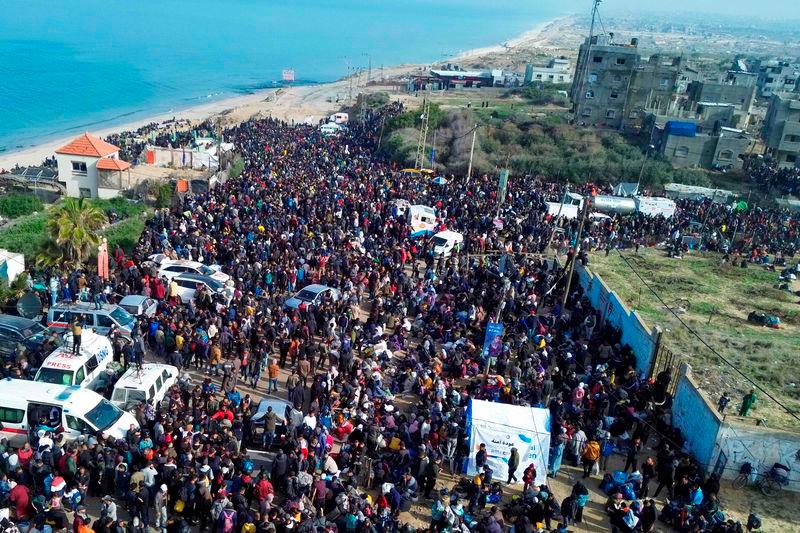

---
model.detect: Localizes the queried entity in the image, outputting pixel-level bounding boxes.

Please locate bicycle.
[731,462,790,496]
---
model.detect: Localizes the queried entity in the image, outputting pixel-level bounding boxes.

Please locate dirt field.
[587,247,800,430]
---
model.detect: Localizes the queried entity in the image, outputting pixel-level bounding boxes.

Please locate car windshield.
[21,322,47,339]
[110,307,135,328]
[433,237,448,247]
[202,277,224,291]
[35,368,74,386]
[120,305,138,315]
[84,398,124,430]
[294,289,319,302]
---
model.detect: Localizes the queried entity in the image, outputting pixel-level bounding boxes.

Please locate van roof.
[39,331,112,371]
[0,378,107,409]
[114,363,178,389]
[50,302,119,312]
[433,230,463,240]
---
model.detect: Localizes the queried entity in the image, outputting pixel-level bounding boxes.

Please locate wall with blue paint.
[672,364,723,469]
[575,264,660,374]
[715,423,800,491]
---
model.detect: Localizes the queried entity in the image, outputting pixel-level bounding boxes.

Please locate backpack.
[220,509,236,533]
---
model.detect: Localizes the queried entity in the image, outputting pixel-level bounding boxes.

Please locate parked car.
[171,273,234,305]
[118,295,158,318]
[0,314,50,360]
[284,284,340,309]
[155,258,231,285]
[251,397,303,447]
[111,363,179,411]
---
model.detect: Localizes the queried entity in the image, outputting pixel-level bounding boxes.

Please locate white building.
[55,133,132,198]
[524,58,572,85]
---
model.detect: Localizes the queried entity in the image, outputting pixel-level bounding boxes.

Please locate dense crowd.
[104,119,214,164]
[3,103,769,533]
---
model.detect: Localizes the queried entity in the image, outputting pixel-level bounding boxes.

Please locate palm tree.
[41,198,107,268]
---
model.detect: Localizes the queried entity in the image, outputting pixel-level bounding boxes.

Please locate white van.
[111,363,179,411]
[408,205,438,237]
[0,378,139,447]
[432,230,464,257]
[34,330,115,392]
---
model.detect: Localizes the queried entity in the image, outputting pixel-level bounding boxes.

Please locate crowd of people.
[103,119,215,164]
[1,102,773,533]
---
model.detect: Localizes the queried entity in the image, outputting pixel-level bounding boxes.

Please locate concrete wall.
[672,364,723,469]
[57,154,99,198]
[575,264,660,374]
[714,423,800,490]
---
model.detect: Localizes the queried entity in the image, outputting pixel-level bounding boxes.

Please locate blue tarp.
[665,121,697,138]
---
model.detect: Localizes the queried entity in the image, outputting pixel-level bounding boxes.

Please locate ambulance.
[34,330,115,392]
[0,378,139,447]
[408,205,438,237]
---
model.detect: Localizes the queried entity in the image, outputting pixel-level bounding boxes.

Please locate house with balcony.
[55,133,132,198]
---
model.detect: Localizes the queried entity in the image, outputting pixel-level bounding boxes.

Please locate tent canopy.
[466,399,551,486]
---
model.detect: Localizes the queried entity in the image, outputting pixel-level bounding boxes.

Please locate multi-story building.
[623,54,684,129]
[755,60,800,98]
[763,94,800,168]
[524,58,573,85]
[686,80,757,128]
[571,34,640,129]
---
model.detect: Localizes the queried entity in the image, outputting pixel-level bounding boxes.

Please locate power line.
[614,250,800,423]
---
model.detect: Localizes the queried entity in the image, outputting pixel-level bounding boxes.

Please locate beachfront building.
[55,133,131,198]
[523,58,572,85]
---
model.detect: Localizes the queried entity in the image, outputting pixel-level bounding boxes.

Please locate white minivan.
[111,363,179,411]
[34,330,115,392]
[0,378,139,447]
[432,230,464,258]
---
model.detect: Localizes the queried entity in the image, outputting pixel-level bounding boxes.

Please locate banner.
[282,69,296,82]
[466,399,551,486]
[481,322,504,359]
[498,169,509,200]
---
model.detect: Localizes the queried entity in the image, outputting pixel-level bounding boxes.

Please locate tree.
[40,198,107,268]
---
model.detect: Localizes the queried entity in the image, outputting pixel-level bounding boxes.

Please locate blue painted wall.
[673,369,722,468]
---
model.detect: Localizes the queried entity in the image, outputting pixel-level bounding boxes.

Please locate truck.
[546,192,676,220]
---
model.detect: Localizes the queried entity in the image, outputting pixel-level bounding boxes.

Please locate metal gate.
[650,343,681,395]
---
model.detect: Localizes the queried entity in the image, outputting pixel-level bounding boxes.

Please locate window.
[548,75,554,80]
[35,368,75,386]
[785,135,800,143]
[162,370,172,382]
[535,74,542,79]
[558,76,564,81]
[585,90,595,99]
[610,91,619,99]
[79,188,92,198]
[0,327,21,341]
[718,150,734,161]
[165,266,187,273]
[66,415,91,432]
[582,108,592,117]
[71,161,87,175]
[156,375,163,391]
[149,385,156,399]
[0,407,24,424]
[787,154,798,163]
[97,315,115,329]
[588,73,598,83]
[85,355,99,374]
[674,146,690,158]
[606,110,616,119]
[616,57,626,65]
[593,56,603,63]
[629,111,639,119]
[612,74,622,84]
[660,78,670,88]
[75,366,85,385]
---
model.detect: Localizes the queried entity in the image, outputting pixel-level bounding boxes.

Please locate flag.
[498,169,509,199]
[429,148,436,165]
[282,69,295,82]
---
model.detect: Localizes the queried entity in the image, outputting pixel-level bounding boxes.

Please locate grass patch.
[89,197,147,218]
[102,216,146,254]
[0,194,44,219]
[0,212,49,258]
[588,248,800,428]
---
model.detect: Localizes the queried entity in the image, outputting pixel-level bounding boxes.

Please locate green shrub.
[0,212,48,257]
[103,217,145,254]
[155,183,174,208]
[0,195,43,219]
[89,197,146,218]
[229,155,245,178]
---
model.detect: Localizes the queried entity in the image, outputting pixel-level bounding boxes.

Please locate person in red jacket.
[8,481,31,520]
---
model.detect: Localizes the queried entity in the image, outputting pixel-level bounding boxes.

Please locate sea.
[0,0,562,154]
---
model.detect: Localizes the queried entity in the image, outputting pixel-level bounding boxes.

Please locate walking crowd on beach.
[0,102,781,533]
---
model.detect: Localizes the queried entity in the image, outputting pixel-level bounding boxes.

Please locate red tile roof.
[55,132,120,158]
[96,158,131,171]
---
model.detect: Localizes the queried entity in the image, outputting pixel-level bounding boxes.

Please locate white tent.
[466,399,551,486]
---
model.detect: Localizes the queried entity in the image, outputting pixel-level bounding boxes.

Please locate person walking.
[154,484,169,533]
[268,359,280,393]
[624,437,642,473]
[581,438,600,478]
[506,447,520,484]
[739,389,757,417]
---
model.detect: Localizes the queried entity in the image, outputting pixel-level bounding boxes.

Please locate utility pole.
[636,144,655,191]
[562,199,589,308]
[414,92,431,169]
[545,182,570,252]
[729,189,751,246]
[362,53,372,84]
[465,125,478,186]
[573,0,602,114]
[377,115,386,150]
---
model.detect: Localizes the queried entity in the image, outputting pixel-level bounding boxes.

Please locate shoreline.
[0,14,576,172]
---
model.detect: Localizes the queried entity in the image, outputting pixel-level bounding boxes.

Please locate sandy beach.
[0,15,580,172]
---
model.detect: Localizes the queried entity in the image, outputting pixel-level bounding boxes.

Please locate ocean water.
[0,0,561,152]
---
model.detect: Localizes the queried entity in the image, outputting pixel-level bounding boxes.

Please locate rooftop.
[55,133,120,158]
[96,158,131,171]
